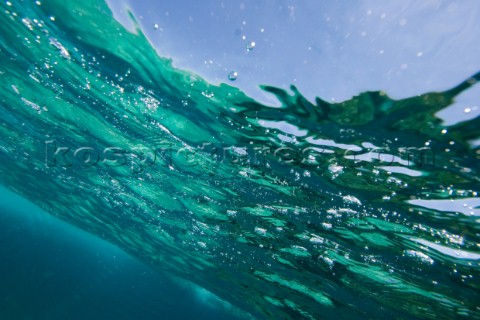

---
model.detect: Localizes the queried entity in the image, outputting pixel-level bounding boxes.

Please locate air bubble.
[322,222,332,230]
[49,37,70,59]
[254,227,267,236]
[228,71,238,81]
[246,41,256,51]
[153,23,159,30]
[464,107,471,113]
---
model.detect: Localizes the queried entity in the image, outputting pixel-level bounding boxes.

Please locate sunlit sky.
[107,0,480,125]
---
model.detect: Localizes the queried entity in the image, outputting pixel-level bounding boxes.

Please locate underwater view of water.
[0,185,246,320]
[0,0,479,319]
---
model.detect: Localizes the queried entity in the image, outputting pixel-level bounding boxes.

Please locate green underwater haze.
[1,0,480,319]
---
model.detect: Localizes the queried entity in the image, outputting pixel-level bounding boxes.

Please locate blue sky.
[107,0,480,126]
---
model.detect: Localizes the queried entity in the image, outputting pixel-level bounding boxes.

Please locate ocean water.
[0,0,479,319]
[0,186,245,320]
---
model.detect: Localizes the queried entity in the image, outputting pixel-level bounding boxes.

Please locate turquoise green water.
[1,1,479,319]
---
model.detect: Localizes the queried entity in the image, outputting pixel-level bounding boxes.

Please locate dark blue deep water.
[0,187,243,320]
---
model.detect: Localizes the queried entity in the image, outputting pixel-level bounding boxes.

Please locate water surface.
[0,1,479,319]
